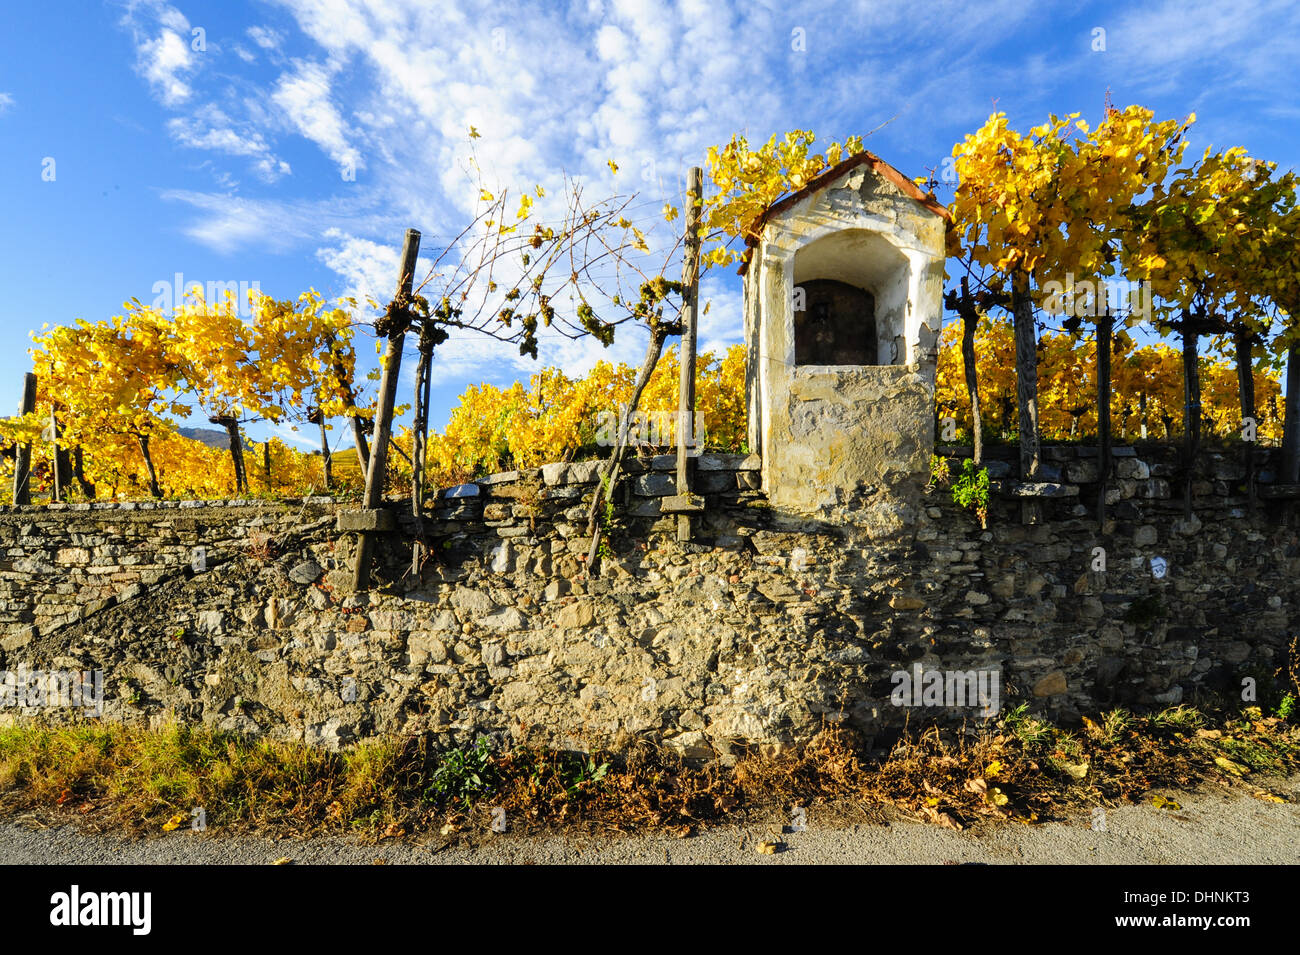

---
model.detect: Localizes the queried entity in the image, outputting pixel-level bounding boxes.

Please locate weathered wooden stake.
[49,407,66,503]
[136,432,162,498]
[353,228,421,591]
[1011,271,1042,525]
[1181,311,1201,521]
[676,167,703,543]
[12,373,36,505]
[585,319,676,571]
[317,413,333,490]
[72,445,96,498]
[410,323,436,577]
[957,277,984,467]
[263,440,273,490]
[1096,306,1113,527]
[1234,326,1257,510]
[212,415,246,493]
[1011,271,1041,480]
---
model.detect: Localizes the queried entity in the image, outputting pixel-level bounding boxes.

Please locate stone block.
[335,510,397,532]
[633,473,677,496]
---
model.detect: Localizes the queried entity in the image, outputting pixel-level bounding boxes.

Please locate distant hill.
[179,427,229,449]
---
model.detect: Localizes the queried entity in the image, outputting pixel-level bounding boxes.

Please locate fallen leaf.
[1214,756,1249,777]
[756,840,783,854]
[161,813,186,832]
[1252,791,1286,804]
[984,760,1004,778]
[922,806,964,830]
[271,857,294,865]
[1060,761,1090,779]
[965,777,988,795]
[1151,794,1182,810]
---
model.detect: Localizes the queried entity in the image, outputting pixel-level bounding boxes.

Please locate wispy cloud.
[0,92,13,115]
[120,0,1298,384]
[121,0,198,106]
[247,25,283,50]
[267,420,320,449]
[167,105,291,181]
[160,189,384,254]
[272,60,363,176]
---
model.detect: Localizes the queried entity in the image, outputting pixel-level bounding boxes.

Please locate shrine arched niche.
[791,228,910,367]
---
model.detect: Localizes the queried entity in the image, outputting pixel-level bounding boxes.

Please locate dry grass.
[0,705,1296,841]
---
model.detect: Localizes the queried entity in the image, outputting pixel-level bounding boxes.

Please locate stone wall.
[1,446,1295,758]
[0,499,334,651]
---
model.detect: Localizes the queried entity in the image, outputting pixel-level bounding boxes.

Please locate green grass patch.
[1,704,1296,839]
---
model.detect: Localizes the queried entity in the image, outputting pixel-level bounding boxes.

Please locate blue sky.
[2,0,1297,450]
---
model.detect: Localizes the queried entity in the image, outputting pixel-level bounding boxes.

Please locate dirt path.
[2,776,1297,865]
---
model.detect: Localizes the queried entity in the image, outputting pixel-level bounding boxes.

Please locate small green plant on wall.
[952,458,989,528]
[597,472,616,560]
[927,453,951,491]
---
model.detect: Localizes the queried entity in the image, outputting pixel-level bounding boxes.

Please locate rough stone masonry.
[0,443,1294,759]
[4,152,1290,759]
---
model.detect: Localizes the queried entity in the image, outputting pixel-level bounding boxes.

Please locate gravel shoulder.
[2,775,1297,865]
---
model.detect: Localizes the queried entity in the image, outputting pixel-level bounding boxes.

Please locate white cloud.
[167,105,291,181]
[122,2,198,106]
[272,60,363,175]
[1107,0,1300,106]
[247,25,284,50]
[315,229,402,306]
[0,92,13,114]
[142,0,1296,390]
[161,190,382,254]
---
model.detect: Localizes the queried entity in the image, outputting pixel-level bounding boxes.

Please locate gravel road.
[2,777,1297,865]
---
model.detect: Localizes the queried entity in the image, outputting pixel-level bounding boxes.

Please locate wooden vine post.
[313,406,333,490]
[409,320,438,577]
[961,280,985,466]
[584,168,700,570]
[944,276,985,466]
[1010,270,1042,525]
[46,406,68,503]
[1233,326,1257,510]
[671,167,704,542]
[1011,270,1041,481]
[1180,307,1205,522]
[352,228,421,591]
[12,373,36,505]
[583,319,676,572]
[1096,302,1113,526]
